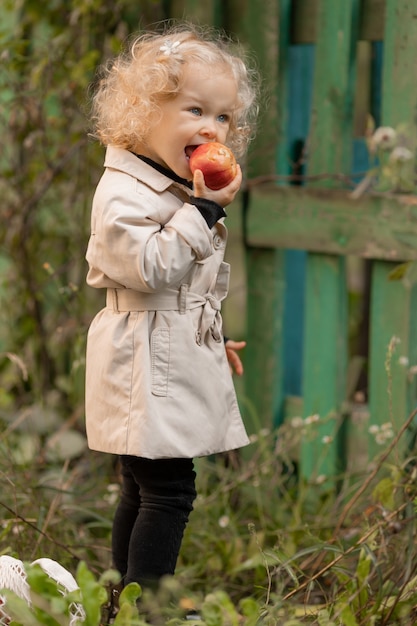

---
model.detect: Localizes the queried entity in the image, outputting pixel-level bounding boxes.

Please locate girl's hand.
[192,165,242,207]
[225,339,246,376]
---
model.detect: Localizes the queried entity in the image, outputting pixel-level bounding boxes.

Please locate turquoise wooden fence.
[241,0,417,482]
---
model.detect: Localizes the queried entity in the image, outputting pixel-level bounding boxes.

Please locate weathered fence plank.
[368,263,417,461]
[299,0,360,480]
[368,0,417,457]
[292,0,385,44]
[245,186,417,261]
[229,0,288,433]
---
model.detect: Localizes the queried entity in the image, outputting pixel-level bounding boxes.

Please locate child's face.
[140,62,238,180]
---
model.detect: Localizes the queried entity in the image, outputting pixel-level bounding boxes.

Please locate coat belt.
[106,286,224,342]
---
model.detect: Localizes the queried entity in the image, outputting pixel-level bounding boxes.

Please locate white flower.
[375,432,387,445]
[304,413,320,425]
[104,483,120,505]
[159,40,181,56]
[322,435,333,445]
[370,423,394,445]
[398,356,409,367]
[381,422,393,431]
[291,416,304,428]
[389,146,414,163]
[218,515,230,528]
[370,126,397,152]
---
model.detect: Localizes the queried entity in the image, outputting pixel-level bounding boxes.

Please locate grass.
[1,403,417,624]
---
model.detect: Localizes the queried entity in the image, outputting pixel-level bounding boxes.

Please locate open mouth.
[185,145,199,160]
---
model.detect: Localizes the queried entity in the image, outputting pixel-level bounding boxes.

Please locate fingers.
[192,169,206,197]
[225,340,246,351]
[226,349,244,376]
[192,165,242,207]
[225,340,246,377]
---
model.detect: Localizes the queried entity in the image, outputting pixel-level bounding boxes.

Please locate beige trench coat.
[85,146,249,459]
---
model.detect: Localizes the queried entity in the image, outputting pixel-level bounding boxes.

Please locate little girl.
[85,23,259,593]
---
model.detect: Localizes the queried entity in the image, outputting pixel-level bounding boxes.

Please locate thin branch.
[283,503,408,602]
[0,499,82,563]
[245,171,366,189]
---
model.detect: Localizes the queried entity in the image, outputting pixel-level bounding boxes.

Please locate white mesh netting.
[0,555,86,625]
[0,556,30,626]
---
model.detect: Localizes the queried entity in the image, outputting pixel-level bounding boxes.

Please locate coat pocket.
[151,327,170,396]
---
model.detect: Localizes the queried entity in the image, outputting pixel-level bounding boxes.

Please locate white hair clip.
[159,40,181,56]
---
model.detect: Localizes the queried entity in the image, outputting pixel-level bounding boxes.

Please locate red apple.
[189,142,237,190]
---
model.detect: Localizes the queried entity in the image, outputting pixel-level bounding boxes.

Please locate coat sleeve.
[86,171,215,292]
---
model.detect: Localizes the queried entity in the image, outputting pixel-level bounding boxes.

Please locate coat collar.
[104,145,192,193]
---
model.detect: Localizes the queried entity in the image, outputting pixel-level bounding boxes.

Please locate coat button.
[213,234,224,249]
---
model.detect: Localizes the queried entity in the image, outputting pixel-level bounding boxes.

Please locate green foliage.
[1,414,417,624]
[0,1,95,409]
[0,0,174,418]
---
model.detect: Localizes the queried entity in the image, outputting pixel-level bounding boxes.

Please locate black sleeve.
[189,196,227,229]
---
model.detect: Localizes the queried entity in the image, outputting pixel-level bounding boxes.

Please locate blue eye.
[190,108,201,116]
[217,114,229,123]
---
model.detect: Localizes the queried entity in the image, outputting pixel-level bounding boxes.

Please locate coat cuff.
[189,196,227,229]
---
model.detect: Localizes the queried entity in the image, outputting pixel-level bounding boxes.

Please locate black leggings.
[112,455,197,588]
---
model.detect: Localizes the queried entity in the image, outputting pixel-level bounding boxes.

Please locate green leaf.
[113,583,143,625]
[388,262,412,281]
[0,590,38,626]
[372,477,395,510]
[201,591,239,626]
[336,601,359,626]
[75,561,107,626]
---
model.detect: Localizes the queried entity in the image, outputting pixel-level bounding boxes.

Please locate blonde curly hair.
[89,23,259,158]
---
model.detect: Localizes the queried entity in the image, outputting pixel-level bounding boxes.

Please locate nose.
[199,118,217,140]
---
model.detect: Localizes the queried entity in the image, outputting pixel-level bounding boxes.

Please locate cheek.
[218,127,230,143]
